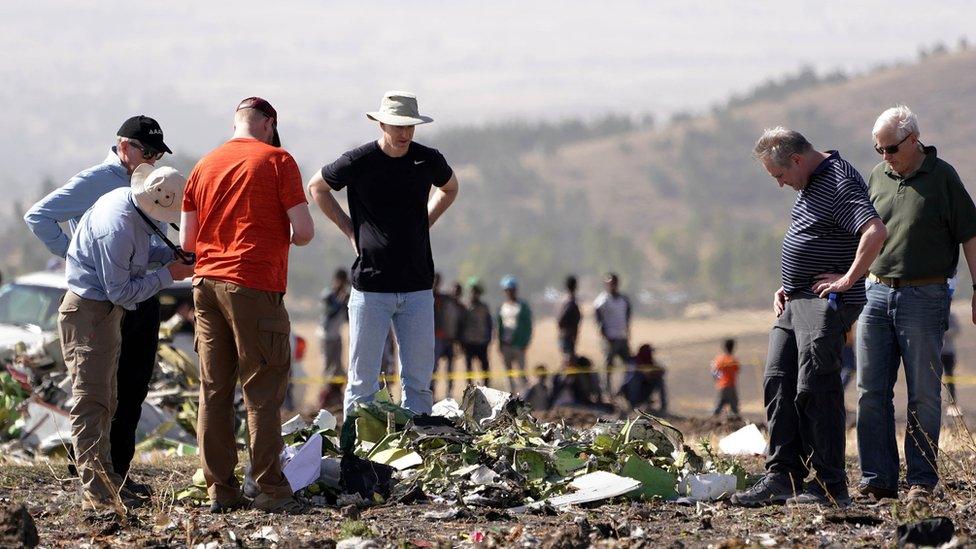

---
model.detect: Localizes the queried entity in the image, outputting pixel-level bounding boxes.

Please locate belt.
[867,273,946,288]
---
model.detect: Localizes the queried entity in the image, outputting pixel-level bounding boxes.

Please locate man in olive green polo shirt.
[856,105,976,504]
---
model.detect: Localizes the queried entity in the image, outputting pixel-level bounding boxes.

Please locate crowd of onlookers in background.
[315,269,747,418]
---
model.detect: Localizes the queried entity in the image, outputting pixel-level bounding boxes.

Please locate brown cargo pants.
[58,291,125,502]
[193,278,293,502]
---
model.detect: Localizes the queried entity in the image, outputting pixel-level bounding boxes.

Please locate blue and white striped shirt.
[781,151,878,305]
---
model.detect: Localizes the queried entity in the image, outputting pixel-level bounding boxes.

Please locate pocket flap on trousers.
[258,318,290,335]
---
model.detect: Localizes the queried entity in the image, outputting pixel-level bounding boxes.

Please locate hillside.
[524,49,976,232]
[507,48,976,306]
[5,48,975,313]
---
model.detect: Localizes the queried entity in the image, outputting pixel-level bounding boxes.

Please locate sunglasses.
[128,141,165,162]
[874,133,912,155]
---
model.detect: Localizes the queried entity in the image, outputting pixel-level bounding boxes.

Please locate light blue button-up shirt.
[24,147,166,259]
[66,188,175,310]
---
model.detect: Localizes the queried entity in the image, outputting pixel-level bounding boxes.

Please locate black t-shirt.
[321,141,453,292]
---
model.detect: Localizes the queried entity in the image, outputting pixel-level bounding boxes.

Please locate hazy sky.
[2,0,974,183]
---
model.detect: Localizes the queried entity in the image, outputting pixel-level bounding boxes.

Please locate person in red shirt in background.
[712,338,741,418]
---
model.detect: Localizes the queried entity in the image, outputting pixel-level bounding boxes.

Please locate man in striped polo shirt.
[731,127,887,508]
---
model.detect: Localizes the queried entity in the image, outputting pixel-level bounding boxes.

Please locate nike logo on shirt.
[414,160,425,165]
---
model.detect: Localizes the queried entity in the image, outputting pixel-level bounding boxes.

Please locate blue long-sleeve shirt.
[25,149,130,258]
[66,188,175,310]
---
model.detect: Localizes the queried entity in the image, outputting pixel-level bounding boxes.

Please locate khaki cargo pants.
[193,278,293,502]
[58,291,125,502]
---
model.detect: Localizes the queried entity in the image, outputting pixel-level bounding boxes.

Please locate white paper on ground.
[281,414,309,436]
[718,423,767,455]
[510,471,641,513]
[282,433,322,492]
[313,409,337,431]
[677,473,738,501]
[431,398,463,419]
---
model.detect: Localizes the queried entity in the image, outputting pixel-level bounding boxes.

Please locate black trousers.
[763,297,860,495]
[463,343,490,383]
[110,296,161,478]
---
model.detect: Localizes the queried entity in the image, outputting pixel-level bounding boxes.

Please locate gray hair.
[872,105,920,139]
[753,126,813,167]
[116,135,144,148]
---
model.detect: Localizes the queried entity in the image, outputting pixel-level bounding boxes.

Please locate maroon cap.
[236,97,280,147]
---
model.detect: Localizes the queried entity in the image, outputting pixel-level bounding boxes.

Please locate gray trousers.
[763,296,861,495]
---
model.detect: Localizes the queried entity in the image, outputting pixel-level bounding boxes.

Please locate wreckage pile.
[0,333,207,460]
[178,386,748,510]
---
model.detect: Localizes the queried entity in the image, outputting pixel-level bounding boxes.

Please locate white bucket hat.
[366,91,433,126]
[130,163,186,223]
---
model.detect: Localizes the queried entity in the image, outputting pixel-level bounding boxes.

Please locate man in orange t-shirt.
[711,338,741,417]
[181,97,314,515]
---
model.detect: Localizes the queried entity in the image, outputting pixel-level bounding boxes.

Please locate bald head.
[233,108,275,143]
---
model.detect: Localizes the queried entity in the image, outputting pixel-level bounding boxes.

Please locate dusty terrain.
[2,307,975,547]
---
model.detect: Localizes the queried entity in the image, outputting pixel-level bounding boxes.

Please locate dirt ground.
[2,417,975,547]
[3,308,975,547]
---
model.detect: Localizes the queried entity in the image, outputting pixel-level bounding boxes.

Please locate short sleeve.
[832,176,878,235]
[182,169,198,212]
[321,154,354,191]
[945,167,976,244]
[275,153,307,211]
[429,149,453,188]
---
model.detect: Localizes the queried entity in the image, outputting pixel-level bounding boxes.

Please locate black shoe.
[786,483,851,508]
[730,473,797,507]
[855,483,898,501]
[121,479,153,499]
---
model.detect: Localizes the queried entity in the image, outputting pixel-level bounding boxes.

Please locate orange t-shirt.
[182,138,307,293]
[711,353,740,389]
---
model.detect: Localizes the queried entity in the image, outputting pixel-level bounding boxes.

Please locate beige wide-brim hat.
[131,163,186,224]
[366,90,433,126]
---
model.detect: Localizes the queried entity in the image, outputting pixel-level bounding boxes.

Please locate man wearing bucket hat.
[181,97,313,515]
[308,91,459,417]
[24,115,174,495]
[58,164,194,509]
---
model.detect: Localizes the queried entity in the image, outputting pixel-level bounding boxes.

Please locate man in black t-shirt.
[308,91,460,417]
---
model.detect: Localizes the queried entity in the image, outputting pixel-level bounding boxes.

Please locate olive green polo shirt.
[868,146,976,279]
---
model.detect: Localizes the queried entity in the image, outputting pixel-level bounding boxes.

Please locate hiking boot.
[855,483,898,501]
[80,495,116,512]
[252,493,307,515]
[121,479,153,500]
[905,485,935,504]
[209,494,251,514]
[730,473,796,507]
[786,483,851,508]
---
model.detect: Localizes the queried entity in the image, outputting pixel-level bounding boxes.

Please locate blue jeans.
[344,288,435,417]
[856,280,949,490]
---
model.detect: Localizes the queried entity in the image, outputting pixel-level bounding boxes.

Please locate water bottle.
[827,293,838,311]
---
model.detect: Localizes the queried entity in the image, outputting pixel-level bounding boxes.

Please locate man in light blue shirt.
[59,164,193,509]
[24,115,176,496]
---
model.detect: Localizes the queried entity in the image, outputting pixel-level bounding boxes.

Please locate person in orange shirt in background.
[711,338,741,417]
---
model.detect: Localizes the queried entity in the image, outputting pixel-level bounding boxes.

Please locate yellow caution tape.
[944,375,976,386]
[293,369,976,388]
[293,363,667,386]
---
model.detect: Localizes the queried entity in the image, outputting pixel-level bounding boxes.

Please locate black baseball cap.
[236,97,280,147]
[117,115,172,154]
